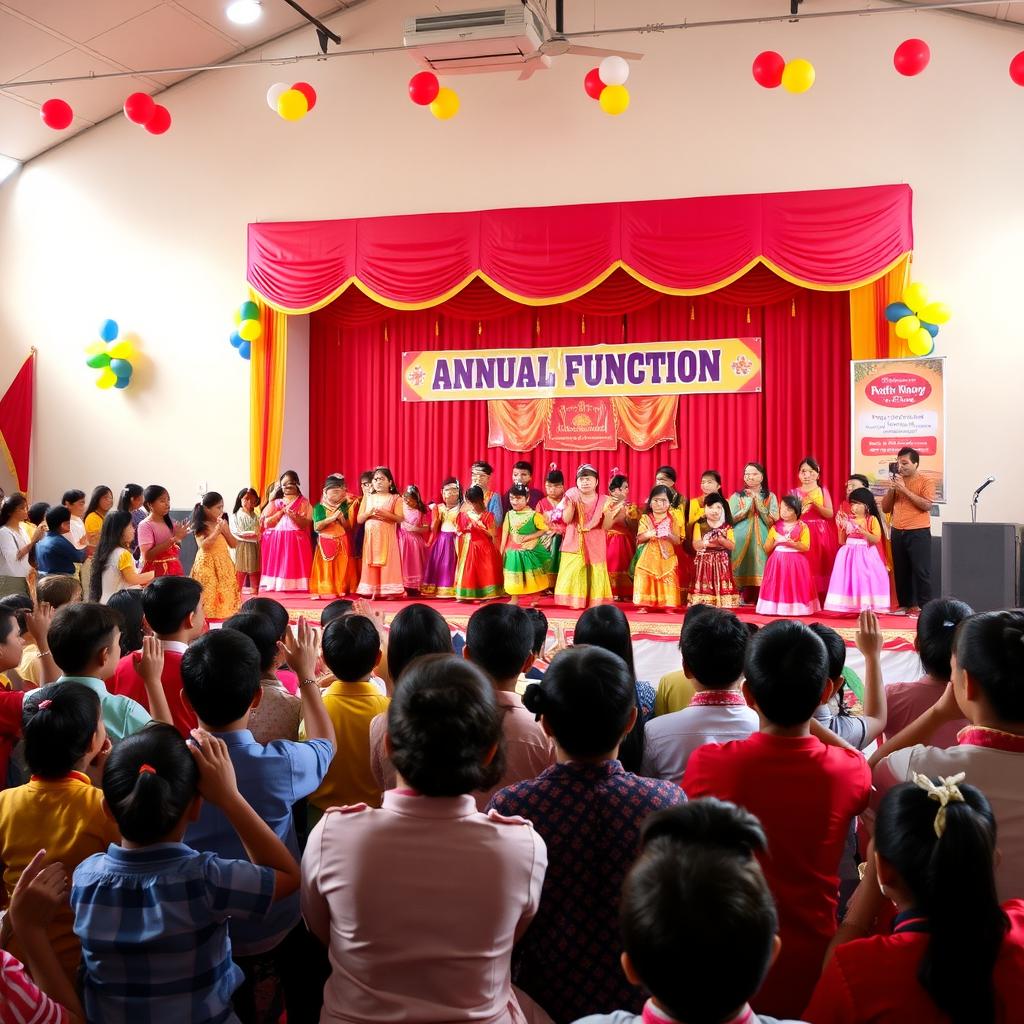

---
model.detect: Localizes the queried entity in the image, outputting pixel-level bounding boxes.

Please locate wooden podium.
[941,523,1024,612]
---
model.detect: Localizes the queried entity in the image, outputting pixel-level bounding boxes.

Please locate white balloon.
[599,55,629,86]
[266,82,289,111]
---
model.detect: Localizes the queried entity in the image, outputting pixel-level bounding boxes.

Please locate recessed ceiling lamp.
[0,154,21,186]
[226,0,262,26]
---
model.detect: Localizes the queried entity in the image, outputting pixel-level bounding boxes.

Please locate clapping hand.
[188,729,241,808]
[278,616,320,681]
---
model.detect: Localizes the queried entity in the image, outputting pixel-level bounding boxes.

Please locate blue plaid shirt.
[72,843,274,1024]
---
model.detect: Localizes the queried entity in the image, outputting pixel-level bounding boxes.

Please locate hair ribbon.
[913,772,966,838]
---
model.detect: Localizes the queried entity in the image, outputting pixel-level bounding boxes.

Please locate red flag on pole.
[0,352,35,492]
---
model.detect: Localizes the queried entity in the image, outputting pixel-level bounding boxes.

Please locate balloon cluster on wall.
[583,56,632,115]
[408,72,460,120]
[40,99,74,130]
[85,320,136,390]
[885,283,951,356]
[230,301,261,360]
[123,92,172,135]
[266,82,318,121]
[751,51,816,93]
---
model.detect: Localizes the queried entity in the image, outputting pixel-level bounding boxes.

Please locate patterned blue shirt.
[72,842,274,1024]
[185,730,333,956]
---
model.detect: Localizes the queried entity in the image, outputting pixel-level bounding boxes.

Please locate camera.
[888,461,899,476]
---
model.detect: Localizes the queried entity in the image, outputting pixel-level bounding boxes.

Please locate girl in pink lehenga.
[398,485,432,595]
[790,456,839,603]
[357,466,405,599]
[259,470,313,592]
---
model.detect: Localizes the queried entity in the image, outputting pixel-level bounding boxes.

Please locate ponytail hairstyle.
[117,484,144,513]
[744,461,770,500]
[22,681,101,778]
[622,799,776,1024]
[89,511,134,602]
[917,599,973,682]
[875,779,1008,1024]
[955,609,1024,722]
[102,723,200,844]
[0,492,26,528]
[404,484,428,514]
[780,494,803,520]
[143,485,173,529]
[703,491,733,527]
[440,476,462,506]
[847,487,884,532]
[84,485,112,521]
[190,491,223,538]
[233,487,259,515]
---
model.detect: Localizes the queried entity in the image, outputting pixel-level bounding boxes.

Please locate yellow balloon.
[277,88,308,121]
[599,84,630,115]
[918,300,950,325]
[108,339,135,360]
[429,88,460,120]
[238,318,263,342]
[894,315,920,339]
[96,368,117,390]
[902,281,929,313]
[233,309,243,325]
[782,59,815,93]
[907,328,934,356]
[85,341,107,356]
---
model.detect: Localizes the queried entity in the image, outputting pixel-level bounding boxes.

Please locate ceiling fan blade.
[565,45,645,60]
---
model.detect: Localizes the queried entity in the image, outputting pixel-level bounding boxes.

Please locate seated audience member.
[302,654,547,1024]
[320,597,354,628]
[653,605,714,717]
[241,596,300,694]
[869,609,1024,900]
[641,607,756,782]
[35,572,83,609]
[805,777,1024,1023]
[1,593,60,690]
[489,646,685,1023]
[110,576,205,737]
[71,724,300,1024]
[223,610,301,744]
[182,624,334,1023]
[682,620,871,1019]
[522,606,549,683]
[465,603,555,808]
[884,597,972,748]
[303,614,390,818]
[106,588,146,656]
[575,800,804,1024]
[810,614,886,751]
[34,506,88,577]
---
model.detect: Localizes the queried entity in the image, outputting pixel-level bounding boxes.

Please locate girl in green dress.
[729,461,779,604]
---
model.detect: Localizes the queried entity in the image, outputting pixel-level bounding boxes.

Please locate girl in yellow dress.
[189,491,241,619]
[633,485,681,612]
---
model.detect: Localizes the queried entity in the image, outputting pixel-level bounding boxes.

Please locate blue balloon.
[229,331,243,349]
[113,377,131,390]
[920,321,939,338]
[99,319,119,342]
[110,358,132,377]
[884,302,913,323]
[238,341,251,360]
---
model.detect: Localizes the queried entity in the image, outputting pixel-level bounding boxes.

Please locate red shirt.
[0,690,24,787]
[804,901,1024,1022]
[682,731,871,1019]
[109,647,195,737]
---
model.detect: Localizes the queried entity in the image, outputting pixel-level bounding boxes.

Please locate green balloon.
[240,300,259,321]
[86,352,111,369]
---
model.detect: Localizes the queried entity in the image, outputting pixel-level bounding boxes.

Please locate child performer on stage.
[230,487,261,594]
[535,465,566,589]
[688,469,722,539]
[729,461,779,604]
[310,474,357,600]
[469,461,504,526]
[421,478,461,599]
[454,485,503,602]
[655,465,693,599]
[689,493,739,608]
[398,485,432,595]
[190,491,241,618]
[606,472,640,601]
[632,485,681,613]
[500,483,550,605]
[260,470,313,592]
[357,467,405,599]
[351,471,373,573]
[791,456,838,602]
[824,487,891,614]
[553,464,617,610]
[756,495,820,616]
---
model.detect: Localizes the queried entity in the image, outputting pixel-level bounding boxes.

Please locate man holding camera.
[880,446,935,615]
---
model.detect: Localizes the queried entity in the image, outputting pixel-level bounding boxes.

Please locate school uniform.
[110,641,194,737]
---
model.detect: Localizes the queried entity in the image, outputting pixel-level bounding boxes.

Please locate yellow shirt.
[84,511,105,541]
[0,771,120,975]
[654,670,696,717]
[302,681,390,811]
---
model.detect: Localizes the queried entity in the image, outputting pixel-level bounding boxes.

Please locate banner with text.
[851,356,946,502]
[401,338,763,403]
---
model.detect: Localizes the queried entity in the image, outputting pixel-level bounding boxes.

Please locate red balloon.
[893,38,930,77]
[751,51,785,89]
[584,67,604,100]
[40,98,73,130]
[123,91,155,124]
[144,105,171,135]
[408,71,440,106]
[292,81,317,111]
[1011,50,1024,86]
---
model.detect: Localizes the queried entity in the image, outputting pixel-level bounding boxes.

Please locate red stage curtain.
[0,353,34,492]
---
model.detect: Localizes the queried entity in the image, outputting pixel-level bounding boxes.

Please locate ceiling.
[2,0,1023,165]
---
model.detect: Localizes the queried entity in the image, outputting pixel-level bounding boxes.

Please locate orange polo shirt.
[890,473,936,531]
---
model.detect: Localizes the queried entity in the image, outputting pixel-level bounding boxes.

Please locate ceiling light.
[226,0,262,26]
[0,155,21,186]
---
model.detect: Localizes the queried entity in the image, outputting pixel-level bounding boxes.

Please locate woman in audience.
[0,494,43,597]
[302,654,547,1024]
[82,486,113,548]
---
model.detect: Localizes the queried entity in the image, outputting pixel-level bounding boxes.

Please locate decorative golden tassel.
[690,304,695,321]
[581,314,586,335]
[791,298,796,317]
[536,316,541,337]
[746,307,751,324]
[384,323,388,343]
[435,319,439,337]
[478,321,482,336]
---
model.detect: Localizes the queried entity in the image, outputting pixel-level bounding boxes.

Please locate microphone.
[973,476,996,499]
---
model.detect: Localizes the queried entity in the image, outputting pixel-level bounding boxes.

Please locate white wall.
[0,0,1021,522]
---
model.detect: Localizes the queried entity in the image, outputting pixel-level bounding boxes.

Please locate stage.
[255,592,922,691]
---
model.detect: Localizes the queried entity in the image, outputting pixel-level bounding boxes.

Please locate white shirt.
[0,525,30,577]
[99,546,137,603]
[642,695,759,783]
[68,515,86,547]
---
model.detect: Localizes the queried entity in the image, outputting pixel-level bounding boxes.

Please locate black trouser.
[890,526,932,608]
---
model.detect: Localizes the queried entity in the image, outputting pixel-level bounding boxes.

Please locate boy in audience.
[642,607,756,781]
[652,606,714,717]
[241,596,299,693]
[35,573,82,608]
[110,576,205,736]
[182,621,334,1023]
[34,507,88,577]
[682,620,871,1020]
[464,603,556,808]
[303,614,390,817]
[520,606,549,686]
